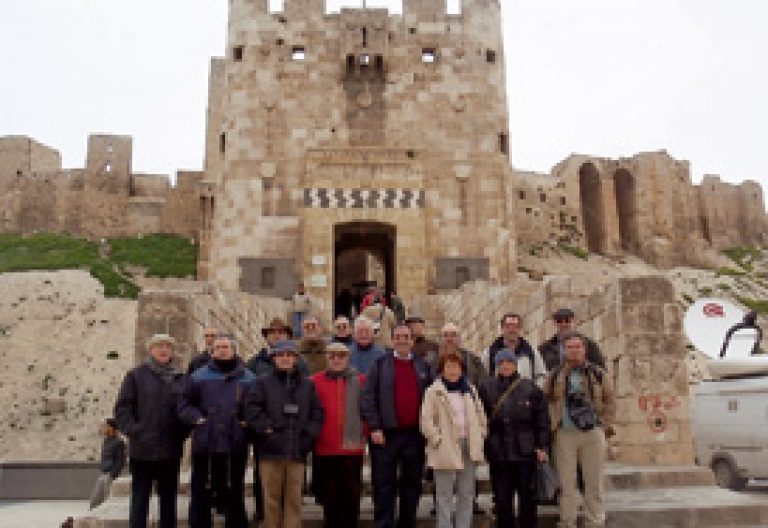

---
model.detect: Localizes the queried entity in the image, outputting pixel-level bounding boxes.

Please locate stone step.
[75,486,768,527]
[108,463,715,498]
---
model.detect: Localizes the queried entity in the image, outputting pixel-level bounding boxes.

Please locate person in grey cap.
[114,334,187,528]
[244,339,324,528]
[539,309,605,370]
[479,348,550,528]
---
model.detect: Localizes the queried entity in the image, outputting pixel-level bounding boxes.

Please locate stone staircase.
[75,464,768,527]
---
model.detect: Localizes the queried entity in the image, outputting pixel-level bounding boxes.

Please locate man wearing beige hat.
[114,334,187,528]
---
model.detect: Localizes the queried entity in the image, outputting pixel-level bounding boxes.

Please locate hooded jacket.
[178,357,256,454]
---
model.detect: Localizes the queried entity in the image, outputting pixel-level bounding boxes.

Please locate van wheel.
[712,459,748,491]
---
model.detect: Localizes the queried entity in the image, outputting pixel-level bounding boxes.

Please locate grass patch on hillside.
[737,296,768,315]
[109,234,197,278]
[722,246,762,272]
[559,244,589,260]
[715,266,746,277]
[0,232,197,299]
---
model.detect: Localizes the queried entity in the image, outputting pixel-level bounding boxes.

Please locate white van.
[693,375,768,490]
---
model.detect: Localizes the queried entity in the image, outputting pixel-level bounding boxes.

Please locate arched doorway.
[579,163,603,253]
[334,222,396,318]
[613,169,639,251]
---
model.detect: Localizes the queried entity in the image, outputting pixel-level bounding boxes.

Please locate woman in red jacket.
[310,342,367,528]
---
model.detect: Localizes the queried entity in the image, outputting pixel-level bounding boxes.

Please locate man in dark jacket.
[479,349,550,528]
[187,326,219,375]
[245,316,298,523]
[114,334,186,528]
[179,334,255,528]
[405,314,438,360]
[539,308,606,370]
[361,324,434,528]
[486,313,547,386]
[245,340,324,528]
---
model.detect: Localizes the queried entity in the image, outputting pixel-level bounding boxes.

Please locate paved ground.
[0,500,89,528]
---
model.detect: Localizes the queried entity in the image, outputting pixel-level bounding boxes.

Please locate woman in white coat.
[420,350,488,528]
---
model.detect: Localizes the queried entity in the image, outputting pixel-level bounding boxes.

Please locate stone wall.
[135,284,291,368]
[0,271,136,462]
[0,135,203,242]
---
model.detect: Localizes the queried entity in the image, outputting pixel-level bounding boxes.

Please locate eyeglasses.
[554,318,572,323]
[335,324,348,329]
[204,333,217,338]
[327,352,348,359]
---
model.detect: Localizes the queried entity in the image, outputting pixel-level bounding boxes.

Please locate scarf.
[213,357,238,373]
[326,368,363,450]
[144,356,179,385]
[442,375,470,394]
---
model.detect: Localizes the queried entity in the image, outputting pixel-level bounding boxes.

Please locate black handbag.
[535,460,560,503]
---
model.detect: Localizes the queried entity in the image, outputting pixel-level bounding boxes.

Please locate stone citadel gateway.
[2,1,768,525]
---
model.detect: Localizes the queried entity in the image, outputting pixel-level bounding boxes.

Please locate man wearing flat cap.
[114,334,187,528]
[245,340,324,528]
[245,318,307,523]
[539,308,605,370]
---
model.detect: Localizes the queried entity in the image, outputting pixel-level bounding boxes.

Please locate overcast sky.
[2,1,766,200]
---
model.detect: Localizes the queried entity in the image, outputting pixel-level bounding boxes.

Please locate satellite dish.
[684,298,759,359]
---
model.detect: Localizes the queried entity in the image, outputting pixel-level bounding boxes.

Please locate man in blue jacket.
[179,334,255,528]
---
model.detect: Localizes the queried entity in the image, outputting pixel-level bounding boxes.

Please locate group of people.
[111,306,615,528]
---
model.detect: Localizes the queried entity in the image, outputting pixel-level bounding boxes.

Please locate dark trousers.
[370,428,425,528]
[490,460,537,528]
[189,451,248,528]
[315,454,364,528]
[251,442,264,520]
[129,457,180,528]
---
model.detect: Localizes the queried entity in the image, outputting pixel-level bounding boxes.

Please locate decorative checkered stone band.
[303,188,425,209]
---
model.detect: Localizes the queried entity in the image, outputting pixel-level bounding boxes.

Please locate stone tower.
[202,0,516,319]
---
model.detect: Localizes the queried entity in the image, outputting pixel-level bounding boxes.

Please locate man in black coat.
[538,308,605,370]
[244,339,324,528]
[114,334,187,528]
[360,324,434,528]
[479,349,550,528]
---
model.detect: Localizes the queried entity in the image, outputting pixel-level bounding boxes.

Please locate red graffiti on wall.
[637,394,681,433]
[638,394,681,413]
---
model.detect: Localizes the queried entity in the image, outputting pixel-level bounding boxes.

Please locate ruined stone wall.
[0,271,136,462]
[0,137,62,194]
[0,135,203,242]
[516,151,765,269]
